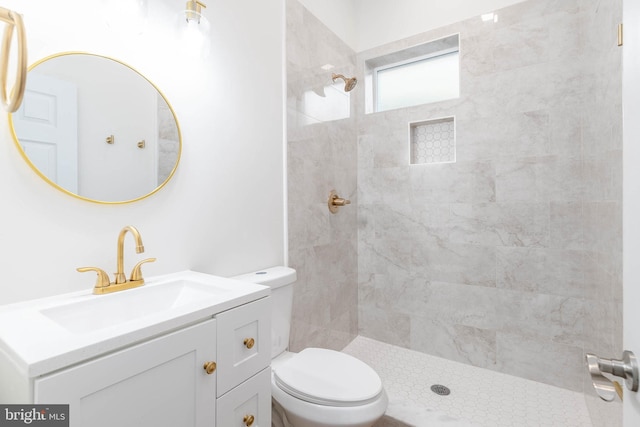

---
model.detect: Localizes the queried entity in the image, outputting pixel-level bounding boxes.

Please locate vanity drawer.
[216,367,271,427]
[216,297,271,396]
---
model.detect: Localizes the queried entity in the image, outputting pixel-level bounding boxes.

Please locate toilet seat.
[273,348,383,407]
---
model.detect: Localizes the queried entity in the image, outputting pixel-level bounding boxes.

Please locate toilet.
[233,266,388,427]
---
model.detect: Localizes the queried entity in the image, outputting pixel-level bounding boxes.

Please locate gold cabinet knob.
[203,361,217,375]
[244,338,255,349]
[243,415,255,427]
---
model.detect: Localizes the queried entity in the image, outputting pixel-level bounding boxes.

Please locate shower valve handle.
[328,190,351,214]
[333,197,350,207]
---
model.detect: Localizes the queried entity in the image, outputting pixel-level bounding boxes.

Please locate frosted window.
[376,52,459,112]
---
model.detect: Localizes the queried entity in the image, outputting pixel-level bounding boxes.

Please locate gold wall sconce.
[179,0,211,57]
[185,0,207,24]
[106,135,115,144]
[0,7,27,113]
[328,190,351,214]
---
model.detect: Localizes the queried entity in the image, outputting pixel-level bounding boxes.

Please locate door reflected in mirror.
[9,52,181,204]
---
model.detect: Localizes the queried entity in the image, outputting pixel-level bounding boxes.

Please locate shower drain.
[430,384,451,396]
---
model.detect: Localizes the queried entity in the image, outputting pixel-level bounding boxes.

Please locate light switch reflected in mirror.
[9,52,181,204]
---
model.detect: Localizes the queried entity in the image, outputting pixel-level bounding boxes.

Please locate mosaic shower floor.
[342,336,592,427]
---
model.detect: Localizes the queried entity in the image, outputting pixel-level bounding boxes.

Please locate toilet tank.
[232,266,296,358]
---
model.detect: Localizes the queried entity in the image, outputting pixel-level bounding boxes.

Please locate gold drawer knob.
[243,415,255,427]
[203,361,217,375]
[244,338,255,349]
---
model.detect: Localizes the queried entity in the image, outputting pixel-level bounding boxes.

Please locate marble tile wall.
[287,0,622,423]
[286,0,359,352]
[157,94,179,184]
[355,0,622,416]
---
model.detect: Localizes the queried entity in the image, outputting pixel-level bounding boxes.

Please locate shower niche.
[409,116,456,165]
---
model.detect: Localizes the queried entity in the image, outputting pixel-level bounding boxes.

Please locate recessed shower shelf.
[409,117,456,165]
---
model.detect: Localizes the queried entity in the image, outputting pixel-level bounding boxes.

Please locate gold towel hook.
[0,8,27,113]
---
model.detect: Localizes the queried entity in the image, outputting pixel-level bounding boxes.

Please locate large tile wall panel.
[288,0,622,424]
[287,0,358,352]
[354,1,621,417]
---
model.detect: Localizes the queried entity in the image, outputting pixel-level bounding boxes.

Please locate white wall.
[295,0,358,51]
[0,0,285,304]
[624,0,640,423]
[298,0,526,51]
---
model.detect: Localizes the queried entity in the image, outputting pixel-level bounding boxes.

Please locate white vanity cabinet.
[0,271,273,427]
[216,297,272,427]
[35,319,218,427]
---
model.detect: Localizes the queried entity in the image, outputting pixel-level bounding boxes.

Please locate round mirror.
[9,52,181,204]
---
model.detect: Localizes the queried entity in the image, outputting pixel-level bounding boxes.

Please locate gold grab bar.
[0,7,26,113]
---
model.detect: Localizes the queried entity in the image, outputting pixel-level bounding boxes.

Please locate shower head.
[332,73,358,92]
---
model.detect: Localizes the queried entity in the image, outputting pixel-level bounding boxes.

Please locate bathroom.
[0,0,638,426]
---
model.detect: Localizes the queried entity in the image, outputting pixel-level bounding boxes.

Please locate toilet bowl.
[233,267,388,427]
[271,349,388,427]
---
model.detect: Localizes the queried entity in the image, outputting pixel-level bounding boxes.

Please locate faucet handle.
[130,258,156,282]
[77,267,111,290]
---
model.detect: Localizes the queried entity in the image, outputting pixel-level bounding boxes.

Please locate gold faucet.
[115,225,144,284]
[77,225,156,295]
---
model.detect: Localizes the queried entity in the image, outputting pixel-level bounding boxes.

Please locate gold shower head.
[332,73,358,92]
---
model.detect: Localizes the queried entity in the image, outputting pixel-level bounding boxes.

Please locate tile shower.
[287,0,622,425]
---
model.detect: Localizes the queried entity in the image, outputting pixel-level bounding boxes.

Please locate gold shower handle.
[328,190,351,214]
[333,197,351,207]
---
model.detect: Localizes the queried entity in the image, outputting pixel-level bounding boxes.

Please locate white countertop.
[0,270,269,378]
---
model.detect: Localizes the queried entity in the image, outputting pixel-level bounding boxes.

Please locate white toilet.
[234,266,388,427]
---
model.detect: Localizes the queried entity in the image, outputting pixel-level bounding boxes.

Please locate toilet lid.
[273,348,383,407]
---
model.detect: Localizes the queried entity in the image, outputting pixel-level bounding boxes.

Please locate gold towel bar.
[0,7,26,112]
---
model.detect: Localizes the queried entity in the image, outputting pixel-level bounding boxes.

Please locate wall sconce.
[179,0,211,57]
[185,0,207,24]
[0,7,26,113]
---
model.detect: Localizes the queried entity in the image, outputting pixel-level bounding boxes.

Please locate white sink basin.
[0,270,270,377]
[40,279,231,334]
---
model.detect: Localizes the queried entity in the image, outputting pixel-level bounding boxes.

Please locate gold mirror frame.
[8,52,182,204]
